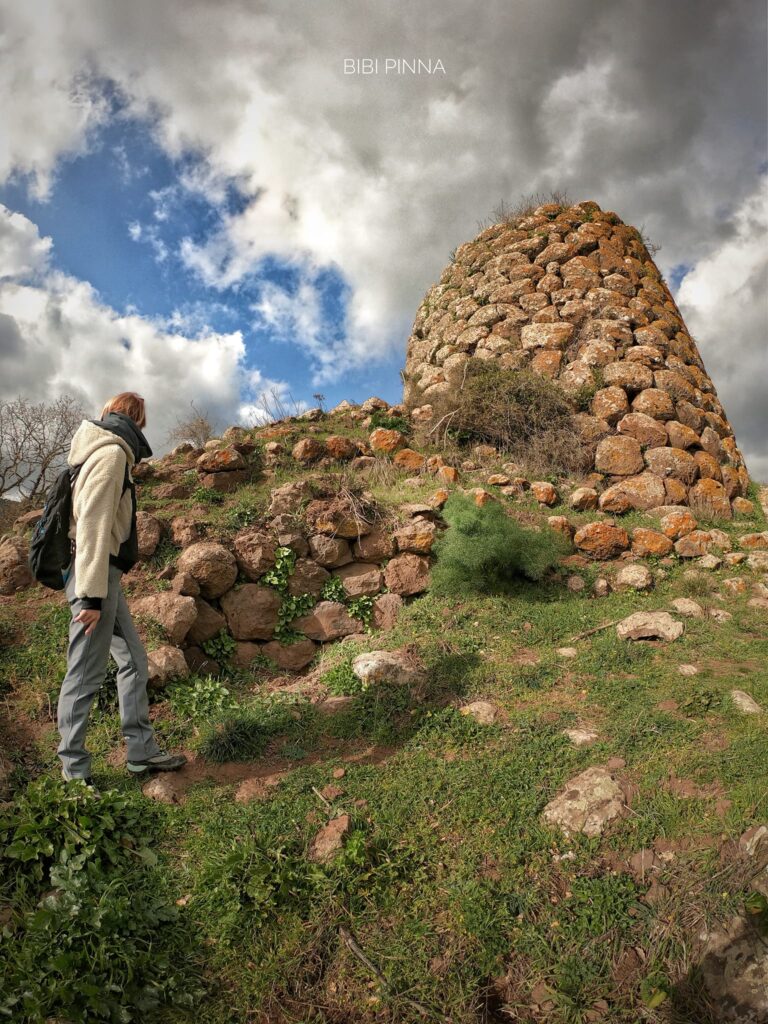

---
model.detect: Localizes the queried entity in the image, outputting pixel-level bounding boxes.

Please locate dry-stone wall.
[403,200,749,518]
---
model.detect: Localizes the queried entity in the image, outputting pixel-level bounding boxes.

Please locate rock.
[592,386,630,424]
[171,572,200,597]
[287,558,331,597]
[353,529,395,561]
[136,512,162,559]
[530,481,558,506]
[599,472,666,512]
[176,542,238,598]
[541,766,626,838]
[739,532,768,550]
[352,650,424,687]
[307,499,372,540]
[369,428,407,454]
[459,700,498,725]
[722,578,748,595]
[709,609,733,623]
[569,487,598,511]
[220,585,281,640]
[698,553,723,570]
[644,446,699,485]
[130,593,197,645]
[678,664,699,676]
[230,642,264,670]
[187,598,227,644]
[615,564,653,591]
[233,529,277,581]
[394,519,436,554]
[594,436,644,476]
[371,592,403,631]
[675,531,714,558]
[309,814,350,863]
[660,509,698,540]
[147,645,190,686]
[688,478,732,520]
[262,639,317,671]
[309,535,353,567]
[316,695,355,715]
[196,447,246,474]
[698,915,768,1022]
[724,552,748,566]
[268,480,313,516]
[0,536,33,594]
[616,412,668,448]
[665,420,700,450]
[393,448,426,471]
[142,774,183,804]
[520,322,574,350]
[184,646,221,676]
[325,435,358,460]
[292,437,326,464]
[12,507,43,533]
[616,611,683,641]
[170,515,201,548]
[384,553,431,595]
[562,728,598,746]
[747,551,768,571]
[335,562,383,597]
[574,522,630,560]
[592,577,611,597]
[294,601,363,642]
[556,647,578,659]
[567,575,586,592]
[731,690,762,715]
[670,598,704,618]
[548,515,574,540]
[631,528,673,558]
[731,497,755,516]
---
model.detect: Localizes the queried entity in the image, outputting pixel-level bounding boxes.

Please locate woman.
[58,392,186,785]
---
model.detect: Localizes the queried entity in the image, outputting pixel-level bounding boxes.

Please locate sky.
[0,0,766,470]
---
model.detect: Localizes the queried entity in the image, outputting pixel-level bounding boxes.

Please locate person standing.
[57,392,186,785]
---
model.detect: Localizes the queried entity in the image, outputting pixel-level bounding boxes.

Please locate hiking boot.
[127,751,188,775]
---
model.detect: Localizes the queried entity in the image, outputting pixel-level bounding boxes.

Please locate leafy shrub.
[430,492,567,595]
[262,545,297,591]
[191,484,224,505]
[419,362,592,476]
[275,593,316,643]
[167,674,239,722]
[369,410,411,435]
[202,628,237,666]
[322,659,365,696]
[321,575,347,603]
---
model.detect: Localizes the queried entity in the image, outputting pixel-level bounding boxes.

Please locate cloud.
[0,206,288,453]
[0,204,52,279]
[677,177,768,479]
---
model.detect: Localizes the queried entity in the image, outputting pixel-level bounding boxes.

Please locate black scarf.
[89,411,153,463]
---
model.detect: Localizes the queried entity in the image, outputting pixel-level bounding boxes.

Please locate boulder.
[384,553,431,595]
[268,480,313,516]
[459,700,498,725]
[287,558,330,597]
[660,509,698,540]
[594,436,644,476]
[394,519,436,554]
[186,598,227,645]
[307,499,373,539]
[698,915,768,1022]
[351,649,424,687]
[631,388,675,420]
[169,515,201,548]
[294,601,363,641]
[335,561,383,597]
[292,438,326,464]
[262,638,318,671]
[308,535,354,567]
[184,646,221,676]
[592,386,630,425]
[176,542,238,598]
[196,447,246,474]
[325,435,358,460]
[353,528,395,561]
[530,481,558,506]
[147,645,189,686]
[220,585,281,640]
[171,572,200,597]
[665,420,700,450]
[731,690,762,715]
[393,448,426,471]
[739,532,768,550]
[631,528,673,557]
[688,478,732,520]
[541,766,626,838]
[369,428,407,454]
[569,487,598,511]
[130,593,197,645]
[616,611,683,642]
[675,530,713,558]
[573,522,630,560]
[371,592,403,631]
[548,515,575,540]
[520,322,574,350]
[233,529,277,581]
[670,598,704,618]
[0,536,33,594]
[136,512,162,559]
[598,472,666,512]
[615,564,653,591]
[616,412,668,448]
[644,446,699,485]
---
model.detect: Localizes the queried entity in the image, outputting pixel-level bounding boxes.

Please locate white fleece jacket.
[66,420,136,601]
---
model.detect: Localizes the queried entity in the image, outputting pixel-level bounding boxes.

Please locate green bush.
[369,410,411,435]
[430,492,567,595]
[196,700,299,763]
[166,674,239,722]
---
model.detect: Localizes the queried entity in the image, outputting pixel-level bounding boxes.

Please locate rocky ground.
[1,396,767,1023]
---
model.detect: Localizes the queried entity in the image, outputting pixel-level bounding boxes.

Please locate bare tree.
[0,394,86,501]
[166,400,222,448]
[244,386,305,427]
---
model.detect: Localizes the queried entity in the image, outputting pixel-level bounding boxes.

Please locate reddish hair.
[100,392,147,429]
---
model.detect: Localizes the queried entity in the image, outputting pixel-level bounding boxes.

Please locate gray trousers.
[58,561,161,778]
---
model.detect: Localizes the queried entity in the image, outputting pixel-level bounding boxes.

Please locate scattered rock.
[136,512,162,559]
[631,528,673,558]
[142,774,184,804]
[562,728,598,746]
[569,487,598,511]
[670,598,704,618]
[335,561,383,597]
[384,553,430,595]
[394,519,436,554]
[233,529,277,580]
[616,611,683,642]
[541,766,626,838]
[0,536,33,594]
[615,564,653,591]
[187,598,227,644]
[574,522,630,560]
[730,690,762,715]
[176,542,238,598]
[369,428,407,454]
[292,438,326,464]
[459,701,498,725]
[129,593,198,645]
[678,664,699,676]
[556,647,578,659]
[147,645,189,686]
[268,480,313,516]
[698,914,768,1022]
[530,481,558,506]
[309,814,351,863]
[352,650,424,687]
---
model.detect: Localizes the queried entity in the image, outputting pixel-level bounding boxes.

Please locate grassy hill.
[1,400,767,1023]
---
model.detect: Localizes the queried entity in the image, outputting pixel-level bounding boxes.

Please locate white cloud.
[677,177,768,479]
[0,205,52,279]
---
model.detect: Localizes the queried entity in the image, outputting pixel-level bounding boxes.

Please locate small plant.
[322,659,366,696]
[368,410,411,436]
[225,499,262,530]
[167,675,239,722]
[321,576,346,603]
[430,492,568,596]
[275,592,316,643]
[192,484,225,505]
[348,594,374,629]
[262,546,297,592]
[202,629,237,667]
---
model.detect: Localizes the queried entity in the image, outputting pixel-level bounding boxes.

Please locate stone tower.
[403,200,749,518]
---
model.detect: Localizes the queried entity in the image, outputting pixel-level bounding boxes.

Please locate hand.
[74,609,101,635]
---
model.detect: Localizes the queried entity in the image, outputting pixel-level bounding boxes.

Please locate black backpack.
[27,461,130,590]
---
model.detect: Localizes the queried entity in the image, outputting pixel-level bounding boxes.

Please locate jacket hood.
[67,419,136,469]
[88,411,153,463]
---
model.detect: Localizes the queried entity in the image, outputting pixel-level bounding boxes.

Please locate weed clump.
[417,362,592,476]
[430,493,567,595]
